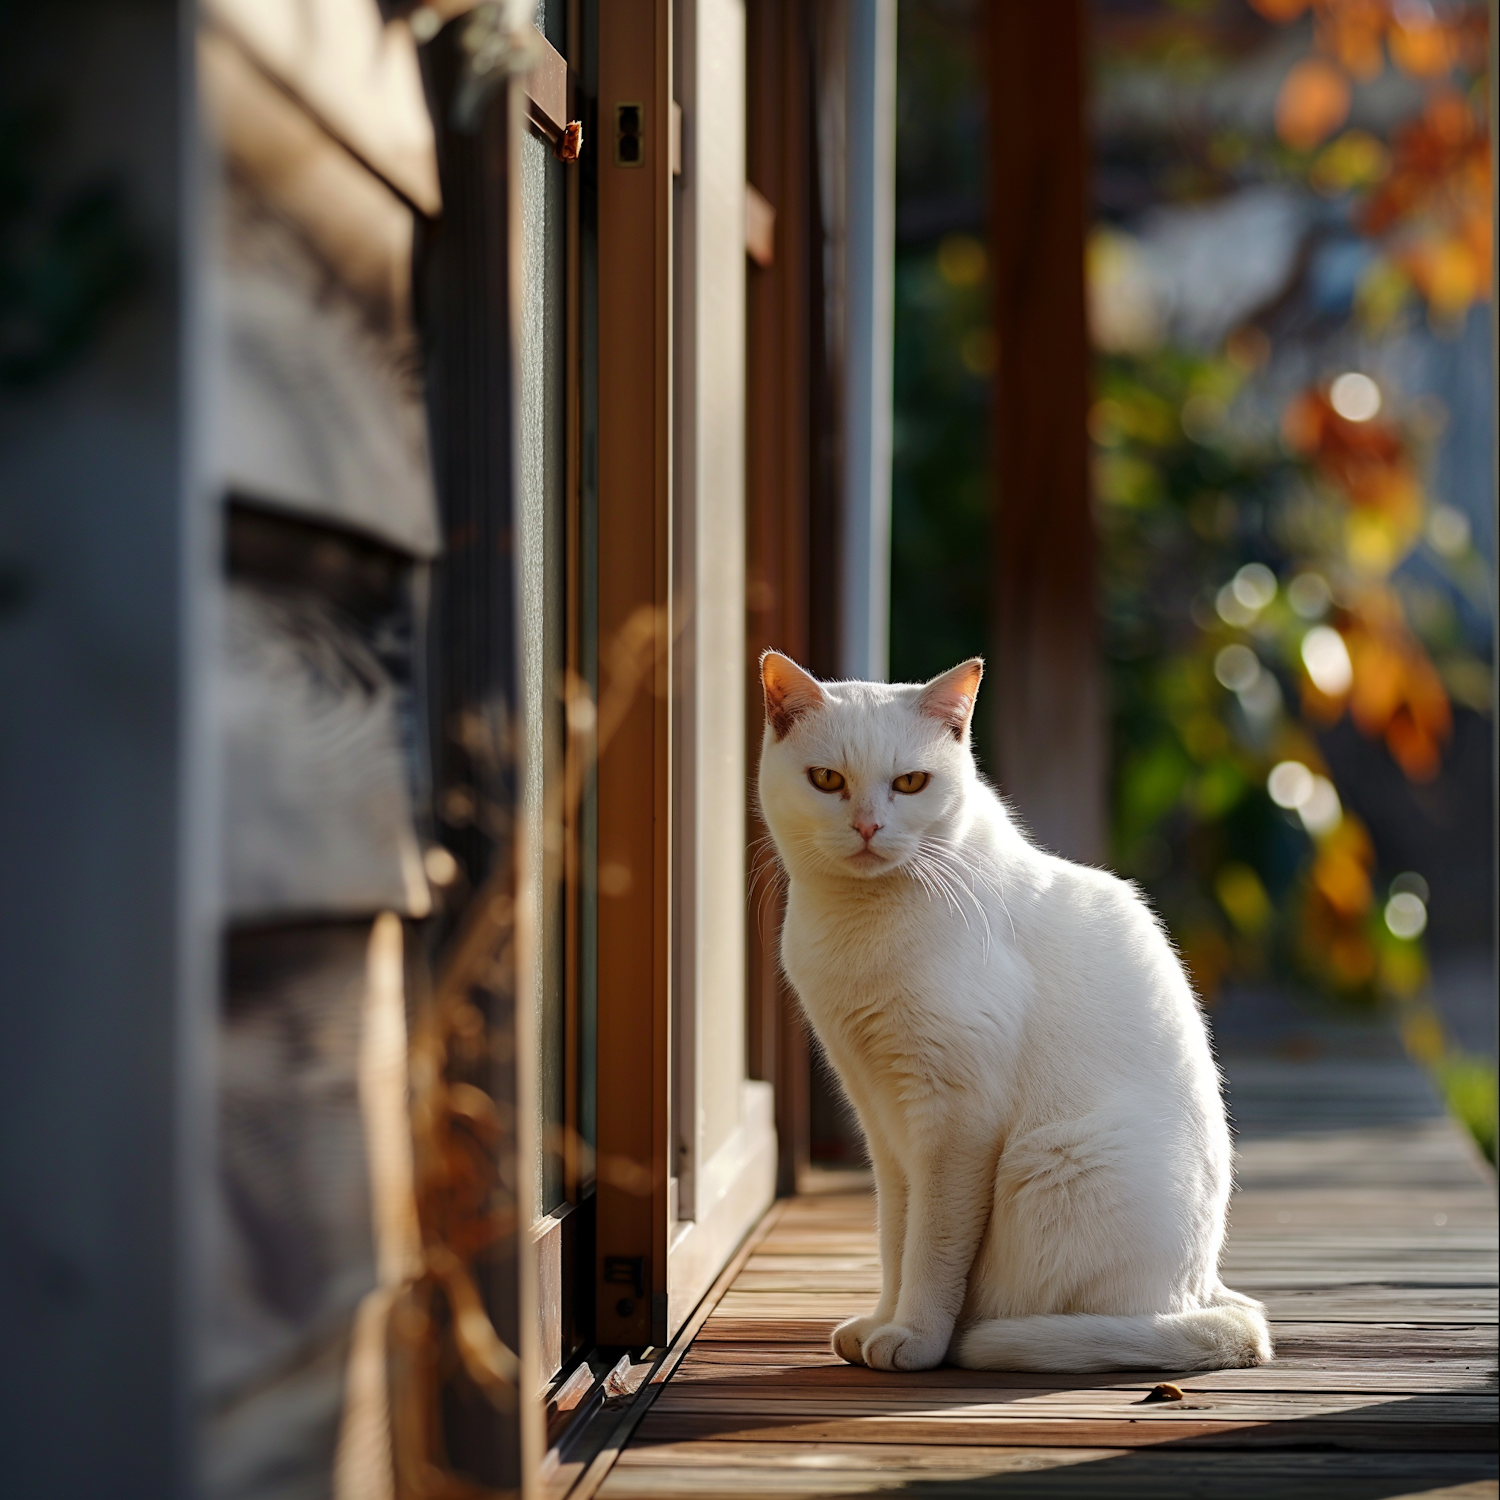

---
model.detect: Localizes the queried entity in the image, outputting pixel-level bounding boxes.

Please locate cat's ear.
[761,651,825,740]
[918,658,983,740]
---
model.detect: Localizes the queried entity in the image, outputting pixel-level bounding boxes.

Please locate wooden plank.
[600,1447,1498,1499]
[647,1388,1497,1423]
[209,923,380,1493]
[200,30,417,332]
[1253,1289,1498,1323]
[682,1317,1500,1358]
[668,1359,1499,1395]
[204,0,439,214]
[665,1368,1496,1395]
[525,26,570,142]
[222,580,430,921]
[633,1409,1496,1451]
[212,165,439,559]
[729,1256,1500,1287]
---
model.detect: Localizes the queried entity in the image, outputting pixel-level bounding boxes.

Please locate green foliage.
[1435,1054,1499,1165]
[889,241,990,691]
[1095,348,1308,983]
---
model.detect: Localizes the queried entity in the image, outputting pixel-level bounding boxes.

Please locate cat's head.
[757,652,983,881]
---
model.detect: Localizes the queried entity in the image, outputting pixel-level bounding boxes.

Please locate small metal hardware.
[614,103,644,167]
[604,1254,645,1295]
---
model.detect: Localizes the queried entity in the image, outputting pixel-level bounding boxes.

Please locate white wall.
[668,0,776,1329]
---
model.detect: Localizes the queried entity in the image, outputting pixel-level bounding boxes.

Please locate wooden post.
[987,0,1105,864]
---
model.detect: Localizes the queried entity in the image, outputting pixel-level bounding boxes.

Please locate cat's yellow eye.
[808,767,846,793]
[893,771,930,795]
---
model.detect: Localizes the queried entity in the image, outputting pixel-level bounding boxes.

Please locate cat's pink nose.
[854,819,882,844]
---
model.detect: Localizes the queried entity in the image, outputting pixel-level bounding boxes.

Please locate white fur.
[757,655,1272,1374]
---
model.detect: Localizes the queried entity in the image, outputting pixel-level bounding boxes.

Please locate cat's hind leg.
[957,1109,1268,1372]
[976,1107,1223,1321]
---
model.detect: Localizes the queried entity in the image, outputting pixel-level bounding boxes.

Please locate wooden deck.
[595,1051,1498,1498]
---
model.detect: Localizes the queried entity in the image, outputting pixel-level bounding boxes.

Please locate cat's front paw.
[861,1322,948,1373]
[831,1315,881,1365]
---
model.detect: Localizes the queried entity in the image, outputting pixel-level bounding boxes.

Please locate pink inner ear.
[919,660,983,738]
[762,652,825,740]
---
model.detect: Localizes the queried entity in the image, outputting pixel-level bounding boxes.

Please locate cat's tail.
[949,1297,1273,1373]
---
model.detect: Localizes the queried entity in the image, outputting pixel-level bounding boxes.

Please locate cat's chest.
[781,887,931,994]
[780,885,1005,1080]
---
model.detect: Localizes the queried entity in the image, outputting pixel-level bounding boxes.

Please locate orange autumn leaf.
[1181,927,1234,1004]
[1328,930,1378,984]
[1384,705,1447,780]
[1282,389,1422,522]
[1249,0,1310,19]
[1300,892,1375,987]
[1362,91,1490,233]
[1317,1,1388,81]
[1342,611,1452,779]
[1400,233,1491,321]
[1276,57,1353,150]
[1361,92,1491,319]
[1312,846,1373,917]
[1326,813,1375,868]
[1298,813,1379,990]
[1345,629,1406,725]
[1387,14,1458,77]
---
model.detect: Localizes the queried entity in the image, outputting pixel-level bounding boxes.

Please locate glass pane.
[518,91,568,1216]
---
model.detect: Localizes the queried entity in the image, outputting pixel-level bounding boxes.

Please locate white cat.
[757,652,1272,1374]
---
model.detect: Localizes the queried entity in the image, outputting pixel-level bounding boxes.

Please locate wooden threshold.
[541,1199,790,1500]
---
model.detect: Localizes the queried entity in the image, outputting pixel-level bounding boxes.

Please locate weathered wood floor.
[602,1055,1498,1497]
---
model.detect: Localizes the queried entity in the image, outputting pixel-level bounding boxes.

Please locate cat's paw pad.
[861,1322,947,1372]
[831,1315,880,1365]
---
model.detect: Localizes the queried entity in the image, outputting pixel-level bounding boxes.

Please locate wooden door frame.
[744,0,816,1196]
[594,0,674,1350]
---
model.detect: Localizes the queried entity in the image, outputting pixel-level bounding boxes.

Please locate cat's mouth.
[847,846,888,868]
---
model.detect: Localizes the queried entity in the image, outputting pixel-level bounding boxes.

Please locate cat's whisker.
[906,856,957,919]
[949,873,989,951]
[746,832,794,941]
[749,856,790,938]
[911,852,970,929]
[921,836,1012,952]
[919,841,994,956]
